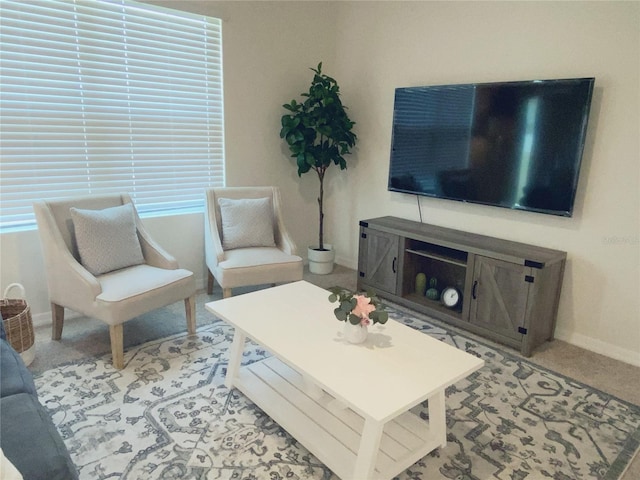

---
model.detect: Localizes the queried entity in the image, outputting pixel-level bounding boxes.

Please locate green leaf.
[282,100,299,112]
[296,154,310,176]
[305,152,316,167]
[338,301,350,313]
[348,314,361,325]
[334,307,347,321]
[286,132,298,145]
[370,310,388,325]
[317,125,332,136]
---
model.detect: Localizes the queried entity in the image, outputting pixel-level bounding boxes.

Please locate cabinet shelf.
[406,249,467,268]
[357,216,567,357]
[403,293,463,318]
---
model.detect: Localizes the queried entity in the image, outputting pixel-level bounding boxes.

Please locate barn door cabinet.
[357,216,566,356]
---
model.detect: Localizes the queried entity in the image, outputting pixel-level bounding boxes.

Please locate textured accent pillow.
[218,197,275,250]
[70,203,145,275]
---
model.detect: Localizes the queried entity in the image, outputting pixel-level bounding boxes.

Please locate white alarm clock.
[441,287,461,309]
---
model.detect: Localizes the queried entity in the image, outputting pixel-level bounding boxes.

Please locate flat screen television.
[388,77,595,216]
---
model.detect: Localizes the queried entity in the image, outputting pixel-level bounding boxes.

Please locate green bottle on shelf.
[415,273,427,296]
[426,277,440,301]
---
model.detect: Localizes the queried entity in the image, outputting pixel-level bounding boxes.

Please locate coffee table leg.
[352,418,383,479]
[225,329,246,389]
[429,389,447,448]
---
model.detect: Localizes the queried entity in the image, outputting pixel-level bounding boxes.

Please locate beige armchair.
[33,193,196,369]
[204,187,303,298]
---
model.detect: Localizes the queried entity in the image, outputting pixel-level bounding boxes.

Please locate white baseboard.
[555,328,640,367]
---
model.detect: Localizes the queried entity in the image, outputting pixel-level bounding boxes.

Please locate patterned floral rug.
[35,305,640,480]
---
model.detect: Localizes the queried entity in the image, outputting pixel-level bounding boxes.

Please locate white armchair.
[33,193,196,369]
[204,187,303,298]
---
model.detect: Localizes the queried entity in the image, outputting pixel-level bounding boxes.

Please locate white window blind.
[0,0,224,230]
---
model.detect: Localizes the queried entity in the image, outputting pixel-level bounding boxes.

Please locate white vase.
[343,321,368,344]
[308,244,335,275]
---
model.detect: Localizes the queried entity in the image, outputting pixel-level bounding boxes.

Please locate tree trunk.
[318,169,325,250]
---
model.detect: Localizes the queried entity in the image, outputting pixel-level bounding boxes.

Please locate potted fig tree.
[280,63,357,274]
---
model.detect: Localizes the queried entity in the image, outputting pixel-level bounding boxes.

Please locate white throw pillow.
[218,197,276,250]
[0,447,23,480]
[70,203,145,275]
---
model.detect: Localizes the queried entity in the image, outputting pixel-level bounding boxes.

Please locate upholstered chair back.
[39,194,130,262]
[208,187,282,244]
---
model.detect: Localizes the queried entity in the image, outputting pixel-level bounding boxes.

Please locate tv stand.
[357,216,566,356]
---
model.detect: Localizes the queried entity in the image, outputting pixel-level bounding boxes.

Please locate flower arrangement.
[328,287,388,326]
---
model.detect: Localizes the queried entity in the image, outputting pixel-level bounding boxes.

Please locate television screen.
[388,78,594,216]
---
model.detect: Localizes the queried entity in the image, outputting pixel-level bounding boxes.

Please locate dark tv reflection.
[388,78,594,216]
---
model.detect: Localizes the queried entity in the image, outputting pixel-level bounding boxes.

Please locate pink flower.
[360,317,372,327]
[352,294,376,319]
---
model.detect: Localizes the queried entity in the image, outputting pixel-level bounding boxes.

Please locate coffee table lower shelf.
[232,356,442,480]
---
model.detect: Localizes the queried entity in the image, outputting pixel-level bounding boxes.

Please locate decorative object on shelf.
[280,62,357,274]
[415,272,427,296]
[1,283,35,366]
[426,277,440,301]
[328,287,388,343]
[441,286,462,309]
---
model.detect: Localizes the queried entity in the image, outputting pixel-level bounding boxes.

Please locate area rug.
[34,306,640,480]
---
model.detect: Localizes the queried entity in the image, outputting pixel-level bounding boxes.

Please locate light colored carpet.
[32,282,640,479]
[28,265,640,478]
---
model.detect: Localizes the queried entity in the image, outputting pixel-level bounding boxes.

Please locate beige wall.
[1,1,638,365]
[329,1,639,363]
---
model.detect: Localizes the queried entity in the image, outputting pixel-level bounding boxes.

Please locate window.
[0,0,224,230]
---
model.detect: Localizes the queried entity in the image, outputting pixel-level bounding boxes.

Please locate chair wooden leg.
[207,269,214,295]
[51,303,64,340]
[223,288,232,299]
[185,295,196,335]
[109,324,124,370]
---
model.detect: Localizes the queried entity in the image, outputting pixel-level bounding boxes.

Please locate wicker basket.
[1,283,35,365]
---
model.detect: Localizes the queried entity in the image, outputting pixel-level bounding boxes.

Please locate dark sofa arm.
[0,338,37,398]
[0,338,79,480]
[1,393,79,480]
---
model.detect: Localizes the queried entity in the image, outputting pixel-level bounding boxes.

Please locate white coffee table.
[205,281,484,480]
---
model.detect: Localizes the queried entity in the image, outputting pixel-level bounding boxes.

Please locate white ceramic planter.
[307,244,335,275]
[343,321,368,344]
